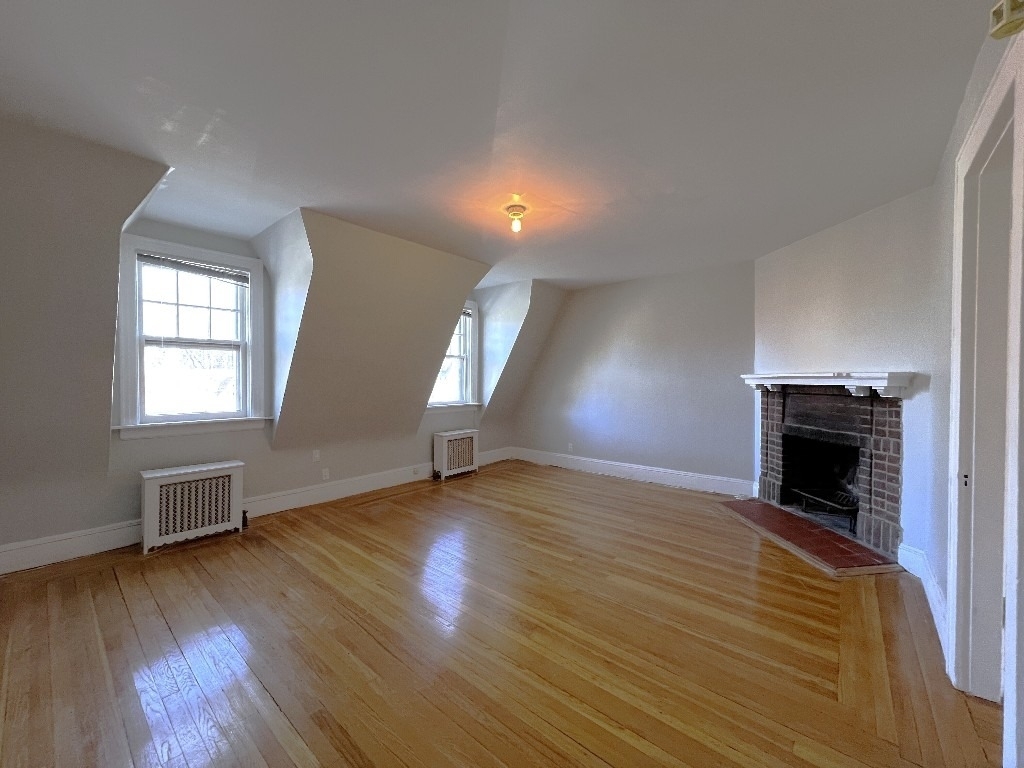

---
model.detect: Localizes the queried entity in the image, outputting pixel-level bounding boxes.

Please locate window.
[117,236,264,427]
[429,302,477,406]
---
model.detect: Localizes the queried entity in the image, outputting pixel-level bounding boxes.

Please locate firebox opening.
[780,434,860,533]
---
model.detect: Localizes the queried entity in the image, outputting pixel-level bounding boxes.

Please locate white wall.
[0,117,166,546]
[106,409,478,507]
[476,280,533,409]
[516,263,755,482]
[251,210,313,427]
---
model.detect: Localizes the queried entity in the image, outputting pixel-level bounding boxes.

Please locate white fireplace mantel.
[741,371,915,398]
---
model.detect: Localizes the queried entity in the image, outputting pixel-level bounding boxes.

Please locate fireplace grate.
[791,488,858,533]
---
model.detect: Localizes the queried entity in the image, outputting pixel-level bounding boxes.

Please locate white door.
[959,121,1013,702]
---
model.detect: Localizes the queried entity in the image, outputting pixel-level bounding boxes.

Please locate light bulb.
[505,203,527,233]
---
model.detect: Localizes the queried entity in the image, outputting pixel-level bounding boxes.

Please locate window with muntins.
[137,254,248,419]
[429,302,477,405]
[117,236,264,426]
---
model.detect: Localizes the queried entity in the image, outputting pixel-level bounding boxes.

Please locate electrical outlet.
[413,467,421,476]
[322,468,330,481]
[568,443,574,454]
[312,449,321,462]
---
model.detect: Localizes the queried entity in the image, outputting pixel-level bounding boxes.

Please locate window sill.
[425,403,481,414]
[113,417,271,440]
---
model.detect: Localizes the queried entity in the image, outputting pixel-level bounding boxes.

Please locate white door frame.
[948,37,1023,764]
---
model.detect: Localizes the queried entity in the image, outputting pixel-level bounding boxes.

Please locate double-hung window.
[117,236,264,428]
[429,302,477,406]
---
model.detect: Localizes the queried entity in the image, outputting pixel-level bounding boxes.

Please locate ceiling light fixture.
[505,203,527,233]
[991,0,1024,38]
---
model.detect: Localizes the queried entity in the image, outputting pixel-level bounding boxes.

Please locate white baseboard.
[899,543,950,662]
[0,447,753,575]
[478,446,517,465]
[0,519,142,576]
[0,462,434,575]
[515,448,753,496]
[243,462,434,517]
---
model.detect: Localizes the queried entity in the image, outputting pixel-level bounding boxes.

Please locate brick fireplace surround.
[756,385,904,557]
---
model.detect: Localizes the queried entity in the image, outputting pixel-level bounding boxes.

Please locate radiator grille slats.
[447,437,475,472]
[158,474,232,537]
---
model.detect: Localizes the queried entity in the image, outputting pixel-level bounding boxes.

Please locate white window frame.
[116,235,265,430]
[428,301,479,407]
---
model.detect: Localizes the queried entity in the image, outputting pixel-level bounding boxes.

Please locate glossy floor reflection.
[420,529,467,635]
[0,461,1001,767]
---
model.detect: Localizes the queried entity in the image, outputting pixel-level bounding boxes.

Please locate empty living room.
[1,2,1023,766]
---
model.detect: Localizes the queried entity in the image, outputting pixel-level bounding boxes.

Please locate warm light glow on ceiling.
[429,158,610,241]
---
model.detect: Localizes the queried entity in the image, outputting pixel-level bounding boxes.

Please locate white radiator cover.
[141,460,244,553]
[433,430,479,480]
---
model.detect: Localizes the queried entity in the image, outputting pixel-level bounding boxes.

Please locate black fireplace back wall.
[785,393,873,434]
[780,434,859,503]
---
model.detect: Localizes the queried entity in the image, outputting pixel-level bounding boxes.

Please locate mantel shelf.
[741,372,915,398]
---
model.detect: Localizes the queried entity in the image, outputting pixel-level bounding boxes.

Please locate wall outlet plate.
[322,468,330,481]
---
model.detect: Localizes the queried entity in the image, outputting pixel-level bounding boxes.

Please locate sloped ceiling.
[0,1,997,287]
[0,117,167,478]
[258,209,489,449]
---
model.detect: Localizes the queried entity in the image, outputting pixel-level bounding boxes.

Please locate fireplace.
[743,373,912,557]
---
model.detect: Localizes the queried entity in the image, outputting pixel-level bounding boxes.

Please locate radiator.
[140,460,244,553]
[433,430,479,480]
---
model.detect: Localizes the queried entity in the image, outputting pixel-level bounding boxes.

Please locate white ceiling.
[0,1,993,287]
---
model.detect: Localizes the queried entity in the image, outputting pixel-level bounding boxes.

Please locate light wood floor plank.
[85,568,188,768]
[966,695,1003,767]
[116,564,241,767]
[47,576,133,768]
[0,460,1002,766]
[900,574,990,767]
[0,582,55,768]
[189,544,408,767]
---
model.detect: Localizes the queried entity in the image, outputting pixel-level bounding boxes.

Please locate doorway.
[957,116,1013,703]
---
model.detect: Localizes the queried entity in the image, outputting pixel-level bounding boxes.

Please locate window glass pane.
[446,329,463,356]
[429,357,465,403]
[139,264,177,303]
[211,309,239,341]
[210,279,238,310]
[179,306,210,339]
[178,272,210,307]
[143,345,239,416]
[141,301,177,337]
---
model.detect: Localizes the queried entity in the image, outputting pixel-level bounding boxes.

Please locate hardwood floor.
[0,460,1001,767]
